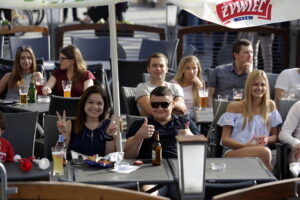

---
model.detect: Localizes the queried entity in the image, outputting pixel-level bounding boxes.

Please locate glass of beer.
[233,88,243,101]
[199,88,208,109]
[18,85,29,105]
[62,80,72,98]
[51,146,64,176]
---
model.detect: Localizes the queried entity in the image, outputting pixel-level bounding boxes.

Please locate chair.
[9,36,50,60]
[142,72,175,82]
[120,86,140,115]
[205,180,256,200]
[138,38,179,69]
[3,112,38,158]
[71,36,126,60]
[0,35,3,57]
[277,99,298,122]
[48,95,81,117]
[126,114,144,131]
[266,73,279,100]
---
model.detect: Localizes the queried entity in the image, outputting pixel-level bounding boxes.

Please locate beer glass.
[62,80,72,98]
[18,85,29,105]
[51,146,64,176]
[199,88,208,109]
[233,88,243,101]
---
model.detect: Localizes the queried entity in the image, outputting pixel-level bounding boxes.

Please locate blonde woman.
[218,70,282,169]
[172,56,204,116]
[0,46,43,100]
[42,45,95,97]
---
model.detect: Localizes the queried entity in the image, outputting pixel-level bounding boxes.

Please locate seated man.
[275,68,300,100]
[125,86,200,159]
[207,38,253,106]
[135,53,187,116]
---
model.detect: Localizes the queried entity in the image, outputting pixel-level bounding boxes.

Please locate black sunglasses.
[151,101,172,109]
[17,45,32,50]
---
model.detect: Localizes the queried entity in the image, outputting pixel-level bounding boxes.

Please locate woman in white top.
[278,101,300,163]
[218,70,282,169]
[172,56,204,118]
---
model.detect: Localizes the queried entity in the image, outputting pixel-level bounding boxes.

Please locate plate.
[84,159,115,169]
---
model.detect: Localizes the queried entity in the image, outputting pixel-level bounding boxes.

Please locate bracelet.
[104,134,114,141]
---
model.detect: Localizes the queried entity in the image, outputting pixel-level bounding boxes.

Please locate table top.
[2,100,50,113]
[195,107,214,124]
[168,157,276,183]
[73,160,174,185]
[44,61,111,71]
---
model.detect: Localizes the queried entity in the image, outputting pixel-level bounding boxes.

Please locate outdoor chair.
[138,38,179,69]
[142,72,175,82]
[266,73,279,100]
[126,114,144,131]
[3,112,38,158]
[9,36,50,60]
[120,86,140,115]
[71,36,126,60]
[48,95,80,117]
[0,35,3,57]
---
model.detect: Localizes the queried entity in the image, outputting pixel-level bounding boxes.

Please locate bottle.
[152,131,162,166]
[28,74,36,103]
[57,134,67,166]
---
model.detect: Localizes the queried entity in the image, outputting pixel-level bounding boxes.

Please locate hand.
[136,118,155,139]
[106,115,119,136]
[177,121,193,136]
[253,136,268,146]
[192,76,203,88]
[56,111,67,135]
[295,144,300,161]
[42,85,51,96]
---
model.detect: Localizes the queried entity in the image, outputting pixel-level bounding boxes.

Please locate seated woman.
[56,85,116,156]
[279,101,300,163]
[0,46,43,100]
[172,55,204,119]
[42,45,95,97]
[218,70,282,170]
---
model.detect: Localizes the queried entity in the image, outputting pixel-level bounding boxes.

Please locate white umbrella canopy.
[0,0,126,151]
[168,0,300,28]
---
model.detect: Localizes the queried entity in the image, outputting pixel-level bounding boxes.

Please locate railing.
[0,26,48,36]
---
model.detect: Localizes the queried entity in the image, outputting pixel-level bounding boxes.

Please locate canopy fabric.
[169,0,300,28]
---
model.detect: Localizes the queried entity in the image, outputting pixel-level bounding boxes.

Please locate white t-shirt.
[275,68,300,95]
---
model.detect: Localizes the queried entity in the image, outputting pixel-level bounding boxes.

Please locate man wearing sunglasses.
[125,86,200,159]
[135,53,187,116]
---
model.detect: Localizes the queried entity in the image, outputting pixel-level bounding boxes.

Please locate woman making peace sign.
[56,85,117,156]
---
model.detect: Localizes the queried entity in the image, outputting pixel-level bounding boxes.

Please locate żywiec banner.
[0,0,125,9]
[169,0,300,28]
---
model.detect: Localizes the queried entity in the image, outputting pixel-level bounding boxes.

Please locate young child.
[0,112,14,162]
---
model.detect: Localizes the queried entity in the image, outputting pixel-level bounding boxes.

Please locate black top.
[126,115,201,159]
[68,119,110,156]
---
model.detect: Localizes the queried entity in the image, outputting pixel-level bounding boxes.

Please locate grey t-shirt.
[135,81,184,113]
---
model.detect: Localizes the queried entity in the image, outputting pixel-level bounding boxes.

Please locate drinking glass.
[62,80,72,98]
[199,88,208,109]
[51,146,64,176]
[35,77,45,96]
[217,94,229,101]
[18,85,29,105]
[233,88,243,101]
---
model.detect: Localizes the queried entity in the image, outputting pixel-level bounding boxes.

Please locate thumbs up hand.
[177,121,193,136]
[136,118,155,139]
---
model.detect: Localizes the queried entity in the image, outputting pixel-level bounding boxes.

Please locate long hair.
[173,55,204,106]
[9,46,37,88]
[242,70,270,129]
[74,85,109,134]
[60,45,87,82]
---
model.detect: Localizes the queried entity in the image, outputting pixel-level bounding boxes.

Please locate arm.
[192,76,204,89]
[275,88,285,101]
[137,95,151,116]
[83,79,94,90]
[0,73,11,95]
[222,125,255,148]
[104,118,118,154]
[42,75,56,95]
[56,111,72,149]
[173,96,187,115]
[208,86,215,107]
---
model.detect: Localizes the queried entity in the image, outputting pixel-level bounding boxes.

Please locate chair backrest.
[138,38,179,69]
[3,112,38,157]
[0,35,3,57]
[9,36,50,60]
[120,86,140,115]
[126,115,144,131]
[48,95,81,117]
[142,72,175,82]
[277,99,298,122]
[71,36,126,60]
[205,180,256,200]
[266,73,279,100]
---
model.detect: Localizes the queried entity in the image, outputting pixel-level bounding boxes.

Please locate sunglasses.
[17,45,32,50]
[151,101,172,109]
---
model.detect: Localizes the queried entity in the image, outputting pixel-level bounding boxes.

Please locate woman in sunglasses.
[172,56,204,119]
[0,46,43,100]
[218,70,282,170]
[56,85,117,156]
[42,45,95,97]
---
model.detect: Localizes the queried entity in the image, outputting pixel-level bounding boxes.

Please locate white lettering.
[258,0,267,12]
[252,0,259,12]
[221,4,229,18]
[247,0,253,12]
[237,0,250,13]
[228,2,237,15]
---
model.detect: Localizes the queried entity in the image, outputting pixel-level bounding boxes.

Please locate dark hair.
[74,85,109,134]
[0,112,6,131]
[150,86,173,97]
[147,52,168,67]
[232,38,252,59]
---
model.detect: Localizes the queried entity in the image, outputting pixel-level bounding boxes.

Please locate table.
[44,60,111,71]
[1,100,50,113]
[168,158,277,184]
[195,107,214,124]
[73,160,174,185]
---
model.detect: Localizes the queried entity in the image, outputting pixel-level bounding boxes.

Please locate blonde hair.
[242,70,270,129]
[60,45,87,82]
[9,46,37,88]
[173,56,204,106]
